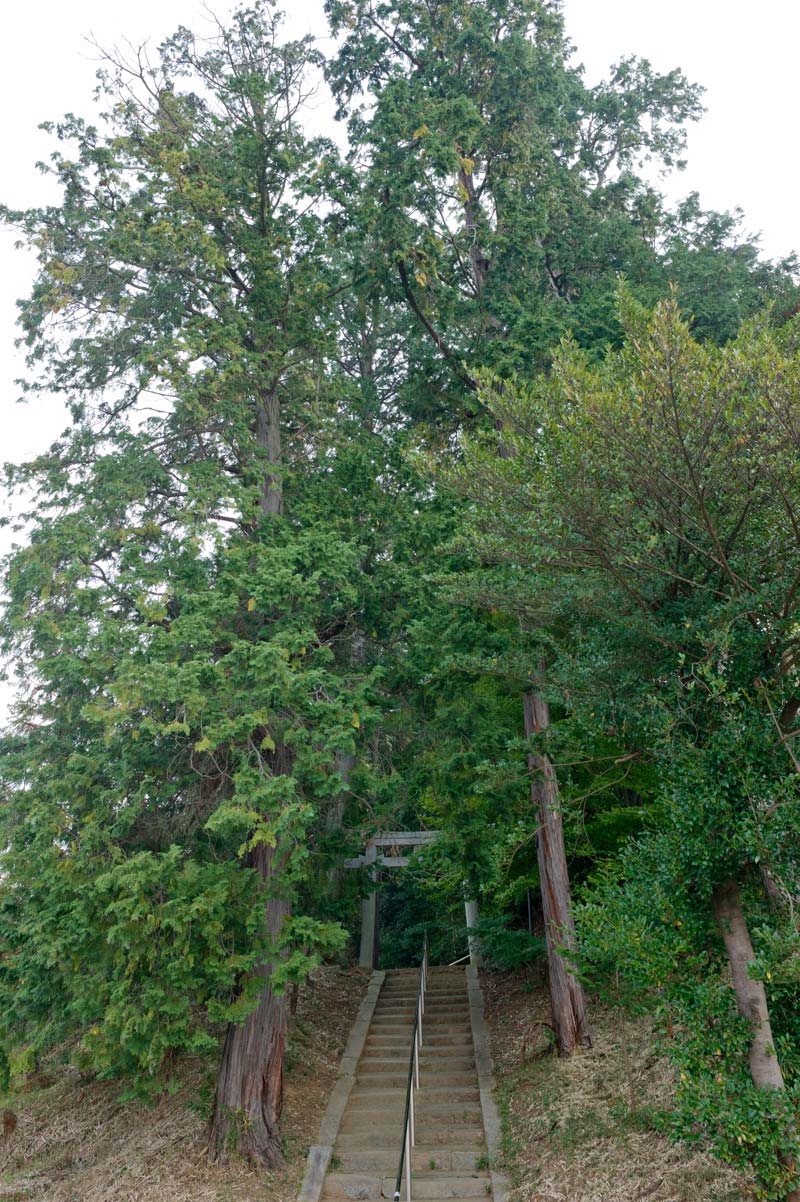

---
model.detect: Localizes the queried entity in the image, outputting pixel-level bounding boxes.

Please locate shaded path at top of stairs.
[322,966,492,1202]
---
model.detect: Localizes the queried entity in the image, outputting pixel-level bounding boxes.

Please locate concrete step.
[380,989,465,996]
[339,1105,483,1133]
[333,1129,482,1149]
[365,1034,474,1048]
[355,1071,477,1089]
[344,1105,482,1123]
[364,1025,414,1036]
[374,1014,470,1026]
[381,988,465,997]
[363,1041,475,1057]
[381,988,466,998]
[374,1021,471,1030]
[376,1014,471,1022]
[335,1147,487,1173]
[355,1052,475,1067]
[421,1033,475,1046]
[390,1176,490,1200]
[379,995,470,1004]
[380,1000,467,1009]
[369,1022,472,1035]
[384,970,466,979]
[354,1062,477,1080]
[379,991,467,1001]
[414,1127,489,1147]
[371,1014,471,1026]
[322,1171,491,1199]
[338,1115,482,1134]
[360,1038,473,1048]
[360,1046,475,1059]
[358,1048,473,1064]
[375,1009,470,1021]
[379,985,463,995]
[346,1086,480,1109]
[334,1130,485,1153]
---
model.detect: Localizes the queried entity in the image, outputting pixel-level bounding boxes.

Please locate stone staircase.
[322,966,492,1201]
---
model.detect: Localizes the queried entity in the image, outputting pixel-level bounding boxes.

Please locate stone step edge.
[297,969,385,1202]
[465,965,510,1202]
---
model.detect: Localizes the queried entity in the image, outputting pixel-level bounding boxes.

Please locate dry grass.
[481,967,748,1202]
[0,966,369,1202]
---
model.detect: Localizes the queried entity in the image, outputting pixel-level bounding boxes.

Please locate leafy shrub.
[475,915,545,972]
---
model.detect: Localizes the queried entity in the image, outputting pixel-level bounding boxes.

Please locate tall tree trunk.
[329,749,356,832]
[326,629,365,887]
[256,388,283,517]
[523,687,591,1055]
[327,749,356,897]
[209,388,288,1167]
[713,877,799,1202]
[458,162,502,333]
[209,843,290,1169]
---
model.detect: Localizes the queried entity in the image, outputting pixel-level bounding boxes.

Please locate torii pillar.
[358,842,379,969]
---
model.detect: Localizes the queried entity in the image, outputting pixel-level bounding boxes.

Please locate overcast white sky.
[1,0,799,712]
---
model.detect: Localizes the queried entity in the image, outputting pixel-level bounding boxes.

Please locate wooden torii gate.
[344,831,439,968]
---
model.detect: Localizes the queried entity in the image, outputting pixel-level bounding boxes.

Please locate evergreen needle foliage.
[1,0,799,1189]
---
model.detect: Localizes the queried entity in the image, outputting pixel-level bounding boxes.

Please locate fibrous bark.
[523,687,591,1055]
[208,842,289,1169]
[209,378,290,1167]
[256,389,283,517]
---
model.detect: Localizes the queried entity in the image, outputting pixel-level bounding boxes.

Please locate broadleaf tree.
[449,297,800,1197]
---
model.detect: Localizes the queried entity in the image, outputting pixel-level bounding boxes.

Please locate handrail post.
[405,1122,412,1202]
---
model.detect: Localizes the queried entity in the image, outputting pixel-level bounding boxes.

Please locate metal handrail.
[393,932,429,1202]
[448,953,470,967]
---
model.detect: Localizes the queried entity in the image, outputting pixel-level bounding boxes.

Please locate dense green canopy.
[2,1,800,1191]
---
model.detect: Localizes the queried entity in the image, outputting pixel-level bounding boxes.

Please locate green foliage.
[0,3,372,1095]
[2,0,800,1180]
[377,863,468,969]
[449,299,800,1194]
[473,915,545,973]
[326,0,795,416]
[270,917,349,994]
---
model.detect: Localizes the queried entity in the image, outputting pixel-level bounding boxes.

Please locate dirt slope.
[481,967,747,1202]
[0,966,368,1202]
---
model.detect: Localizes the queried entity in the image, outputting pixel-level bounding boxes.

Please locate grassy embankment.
[481,967,746,1202]
[0,967,367,1202]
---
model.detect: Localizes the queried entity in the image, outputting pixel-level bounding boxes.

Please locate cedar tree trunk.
[256,389,283,517]
[327,749,356,894]
[209,391,289,1167]
[713,877,799,1202]
[523,687,592,1055]
[209,842,290,1169]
